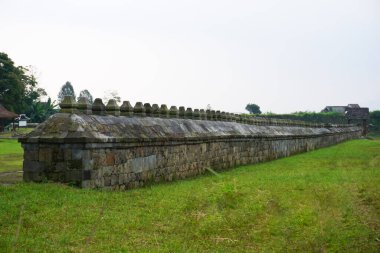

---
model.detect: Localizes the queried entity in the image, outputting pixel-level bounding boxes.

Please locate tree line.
[0,52,56,123]
[0,52,121,123]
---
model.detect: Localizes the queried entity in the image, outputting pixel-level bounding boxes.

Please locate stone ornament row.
[59,96,353,128]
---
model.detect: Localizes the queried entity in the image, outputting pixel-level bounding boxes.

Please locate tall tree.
[0,52,46,114]
[245,103,262,114]
[78,89,93,104]
[58,81,76,103]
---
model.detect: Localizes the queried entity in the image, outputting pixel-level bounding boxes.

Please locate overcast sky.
[1,0,379,113]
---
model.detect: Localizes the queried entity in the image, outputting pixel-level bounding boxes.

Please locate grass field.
[0,128,34,138]
[0,139,379,252]
[0,139,23,173]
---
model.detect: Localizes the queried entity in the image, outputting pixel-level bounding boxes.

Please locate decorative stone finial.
[92,98,106,115]
[221,111,227,121]
[229,113,235,122]
[211,110,217,121]
[77,97,91,114]
[225,113,231,122]
[193,109,201,120]
[200,109,206,120]
[151,104,160,117]
[178,106,186,118]
[185,108,193,119]
[133,102,146,117]
[60,96,78,114]
[144,103,152,117]
[215,111,222,121]
[206,109,212,120]
[120,101,133,116]
[106,99,120,116]
[160,104,169,118]
[169,106,179,118]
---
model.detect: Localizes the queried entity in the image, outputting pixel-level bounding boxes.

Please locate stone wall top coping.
[61,96,356,128]
[19,113,362,144]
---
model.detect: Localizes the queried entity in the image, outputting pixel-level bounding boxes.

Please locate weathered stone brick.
[19,112,362,190]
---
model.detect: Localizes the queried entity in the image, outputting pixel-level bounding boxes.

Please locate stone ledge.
[20,129,361,145]
[19,113,361,145]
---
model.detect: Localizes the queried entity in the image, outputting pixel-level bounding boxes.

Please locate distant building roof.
[0,104,18,119]
[321,106,347,113]
[345,107,369,120]
[322,104,365,114]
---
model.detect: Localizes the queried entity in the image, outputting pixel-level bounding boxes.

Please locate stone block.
[104,176,111,186]
[106,153,115,166]
[72,149,83,160]
[23,160,44,172]
[83,170,92,180]
[111,174,119,185]
[68,160,82,170]
[23,171,45,182]
[24,149,39,161]
[39,148,52,163]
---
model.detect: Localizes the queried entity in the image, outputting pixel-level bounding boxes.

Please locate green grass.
[0,128,34,138]
[368,132,380,139]
[0,139,379,252]
[0,139,23,172]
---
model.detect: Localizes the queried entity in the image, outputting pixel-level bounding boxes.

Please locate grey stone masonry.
[20,111,362,190]
[144,103,153,117]
[92,98,106,116]
[21,96,363,190]
[179,106,186,118]
[60,96,78,114]
[77,97,92,114]
[133,102,146,117]
[106,99,120,116]
[120,101,133,116]
[160,104,169,118]
[169,106,179,118]
[152,104,160,118]
[185,108,193,119]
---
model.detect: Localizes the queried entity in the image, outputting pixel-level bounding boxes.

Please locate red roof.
[0,104,18,119]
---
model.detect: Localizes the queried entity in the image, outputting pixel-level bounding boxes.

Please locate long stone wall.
[19,97,362,189]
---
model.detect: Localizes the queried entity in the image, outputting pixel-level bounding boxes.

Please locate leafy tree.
[369,110,380,132]
[0,52,47,114]
[26,98,58,123]
[58,81,76,103]
[0,53,27,112]
[103,90,121,104]
[259,111,346,124]
[245,103,262,114]
[78,89,93,104]
[370,110,380,120]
